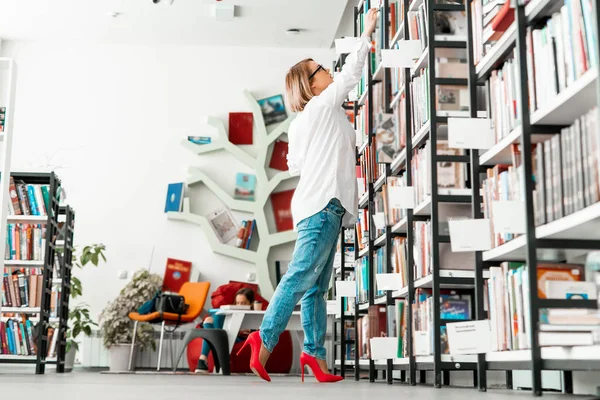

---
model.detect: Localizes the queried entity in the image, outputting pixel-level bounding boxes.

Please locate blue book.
[26,185,39,216]
[6,320,14,354]
[188,136,212,145]
[164,183,184,213]
[234,173,257,201]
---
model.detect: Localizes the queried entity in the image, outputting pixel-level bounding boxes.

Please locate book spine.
[26,185,39,216]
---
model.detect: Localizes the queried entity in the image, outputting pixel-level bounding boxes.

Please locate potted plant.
[99,269,162,372]
[64,244,107,371]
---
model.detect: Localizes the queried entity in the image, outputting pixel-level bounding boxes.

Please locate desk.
[216,310,302,354]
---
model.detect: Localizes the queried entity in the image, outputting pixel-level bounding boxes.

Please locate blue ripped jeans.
[260,198,345,360]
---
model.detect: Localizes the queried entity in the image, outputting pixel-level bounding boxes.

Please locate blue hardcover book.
[188,136,212,145]
[19,322,27,355]
[245,219,256,250]
[6,320,14,354]
[26,185,39,216]
[164,183,184,213]
[234,173,256,201]
[440,299,470,320]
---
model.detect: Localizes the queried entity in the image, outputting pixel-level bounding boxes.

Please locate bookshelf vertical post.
[465,0,487,392]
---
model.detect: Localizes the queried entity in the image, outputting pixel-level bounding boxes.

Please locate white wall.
[1,40,334,321]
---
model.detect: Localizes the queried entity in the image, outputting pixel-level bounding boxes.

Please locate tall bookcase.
[334,0,600,396]
[0,172,68,374]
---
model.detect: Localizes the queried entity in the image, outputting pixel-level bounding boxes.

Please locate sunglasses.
[308,64,325,81]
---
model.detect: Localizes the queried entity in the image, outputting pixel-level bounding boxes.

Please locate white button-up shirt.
[287,36,372,230]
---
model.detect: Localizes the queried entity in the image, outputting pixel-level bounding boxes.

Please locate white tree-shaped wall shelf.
[167,90,297,299]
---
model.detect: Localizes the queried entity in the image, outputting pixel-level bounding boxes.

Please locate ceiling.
[0,0,350,48]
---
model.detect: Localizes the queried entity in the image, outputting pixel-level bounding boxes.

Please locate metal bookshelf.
[465,0,600,396]
[0,172,63,374]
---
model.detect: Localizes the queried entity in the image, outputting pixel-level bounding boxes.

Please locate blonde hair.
[285,58,315,112]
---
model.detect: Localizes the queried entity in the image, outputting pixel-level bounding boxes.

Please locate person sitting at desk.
[195,287,255,373]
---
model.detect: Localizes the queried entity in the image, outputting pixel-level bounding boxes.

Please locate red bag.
[210,281,269,309]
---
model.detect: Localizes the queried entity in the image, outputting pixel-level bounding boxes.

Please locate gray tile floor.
[0,371,592,400]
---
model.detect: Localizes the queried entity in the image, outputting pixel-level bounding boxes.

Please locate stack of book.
[5,224,46,262]
[488,49,519,144]
[373,247,386,297]
[356,208,370,252]
[526,0,598,114]
[471,0,514,65]
[0,107,5,133]
[355,257,370,304]
[394,299,409,358]
[342,320,356,360]
[389,0,404,43]
[485,262,598,349]
[356,305,387,359]
[0,316,36,356]
[391,237,409,288]
[390,48,406,99]
[234,219,257,249]
[8,177,50,216]
[535,107,599,226]
[2,270,44,308]
[410,67,430,136]
[383,175,408,226]
[408,3,429,50]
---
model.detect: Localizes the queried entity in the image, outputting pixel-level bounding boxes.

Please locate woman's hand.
[363,8,379,37]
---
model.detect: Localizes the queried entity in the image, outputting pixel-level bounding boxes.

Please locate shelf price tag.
[381,42,422,68]
[336,280,357,298]
[492,200,526,234]
[448,118,495,149]
[376,273,404,291]
[388,186,416,209]
[447,320,493,355]
[370,337,398,360]
[335,37,360,55]
[448,219,493,252]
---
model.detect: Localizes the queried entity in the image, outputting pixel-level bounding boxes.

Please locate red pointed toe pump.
[237,331,271,382]
[300,352,343,383]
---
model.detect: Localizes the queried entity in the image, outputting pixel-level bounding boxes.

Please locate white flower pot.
[109,344,135,372]
[64,347,77,372]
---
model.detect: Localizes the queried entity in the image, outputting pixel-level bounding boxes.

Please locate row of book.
[8,177,51,217]
[485,262,599,350]
[388,0,405,44]
[234,219,256,249]
[0,107,5,133]
[2,271,45,308]
[471,0,515,66]
[5,223,46,261]
[410,67,430,137]
[488,49,519,144]
[526,0,598,114]
[0,317,60,357]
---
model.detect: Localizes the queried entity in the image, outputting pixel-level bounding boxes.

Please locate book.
[269,140,289,171]
[228,112,253,145]
[258,94,288,126]
[188,136,211,145]
[234,173,257,201]
[206,208,239,243]
[270,189,295,232]
[164,182,184,213]
[163,258,192,293]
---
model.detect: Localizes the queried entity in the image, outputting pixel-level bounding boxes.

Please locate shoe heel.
[237,340,249,357]
[301,361,305,383]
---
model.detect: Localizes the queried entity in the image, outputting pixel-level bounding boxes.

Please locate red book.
[270,189,295,232]
[228,112,254,145]
[490,1,514,33]
[163,258,192,293]
[269,140,289,171]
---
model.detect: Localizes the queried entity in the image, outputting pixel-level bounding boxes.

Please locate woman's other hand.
[363,7,379,37]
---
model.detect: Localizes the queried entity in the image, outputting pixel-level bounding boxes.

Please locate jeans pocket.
[325,198,345,218]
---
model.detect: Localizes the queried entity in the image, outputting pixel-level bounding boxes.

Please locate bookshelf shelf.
[486,346,600,365]
[374,174,386,193]
[358,192,369,209]
[392,270,491,298]
[1,307,41,314]
[374,296,387,305]
[6,215,48,224]
[359,302,370,311]
[358,140,369,158]
[374,233,387,248]
[390,86,405,109]
[530,69,598,126]
[373,64,384,82]
[411,121,431,150]
[390,148,406,174]
[358,246,370,259]
[391,217,407,234]
[483,202,600,262]
[0,355,37,362]
[479,126,554,166]
[389,21,405,47]
[4,260,44,267]
[413,47,429,72]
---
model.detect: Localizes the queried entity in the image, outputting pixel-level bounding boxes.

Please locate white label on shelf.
[388,186,416,209]
[373,213,386,230]
[370,337,398,360]
[335,37,360,55]
[448,219,493,252]
[447,320,493,355]
[492,200,526,234]
[336,280,356,298]
[414,331,430,356]
[376,273,404,291]
[381,42,422,68]
[448,118,495,149]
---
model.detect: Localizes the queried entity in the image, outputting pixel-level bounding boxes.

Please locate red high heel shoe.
[237,331,271,382]
[300,352,343,383]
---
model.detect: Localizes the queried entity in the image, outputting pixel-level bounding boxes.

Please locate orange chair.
[128,282,210,371]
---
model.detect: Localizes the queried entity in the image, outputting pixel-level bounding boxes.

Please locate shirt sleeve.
[316,36,372,109]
